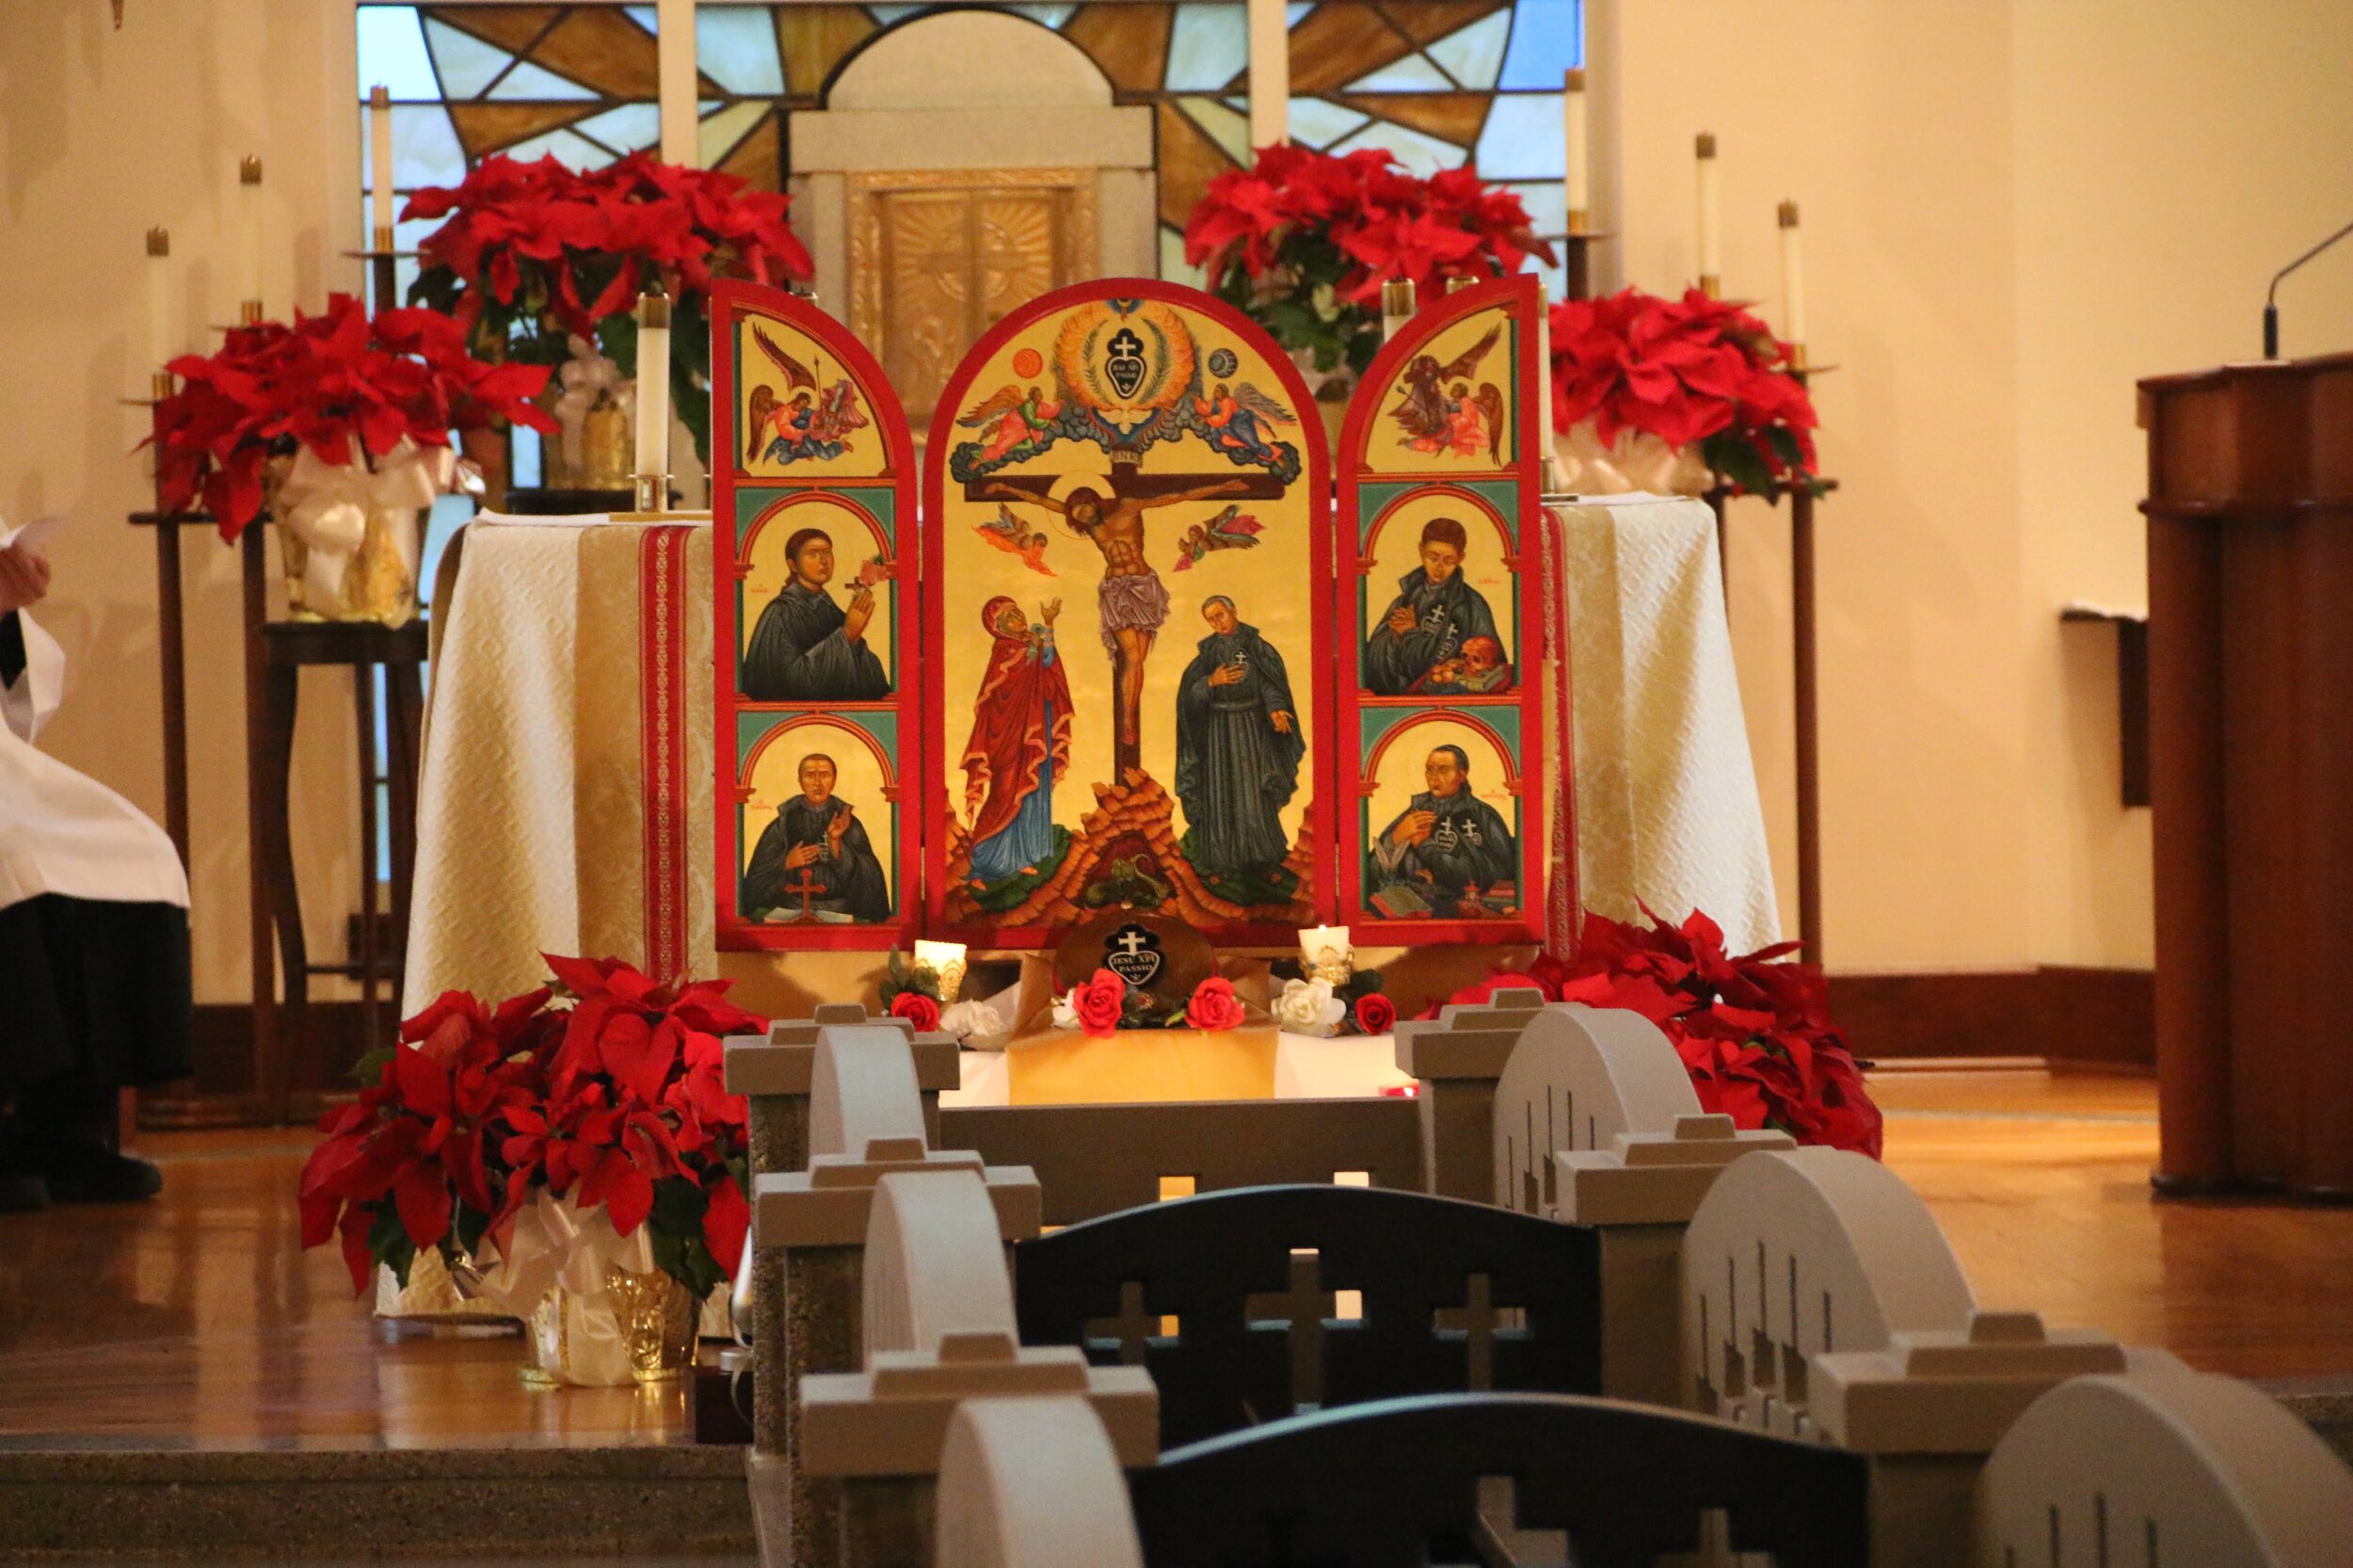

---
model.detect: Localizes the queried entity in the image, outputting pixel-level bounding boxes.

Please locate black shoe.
[38,1144,163,1203]
[0,1173,48,1213]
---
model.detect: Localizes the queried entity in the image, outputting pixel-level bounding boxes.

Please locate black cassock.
[742,582,890,702]
[742,796,890,922]
[1361,568,1502,696]
[1369,789,1517,917]
[1175,623,1305,875]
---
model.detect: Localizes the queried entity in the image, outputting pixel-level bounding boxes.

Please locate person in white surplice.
[0,536,190,1211]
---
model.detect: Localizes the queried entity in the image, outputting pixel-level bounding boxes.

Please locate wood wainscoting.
[1826,967,2153,1071]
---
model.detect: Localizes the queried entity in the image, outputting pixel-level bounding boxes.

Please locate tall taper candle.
[1247,0,1289,154]
[1694,133,1721,296]
[1563,69,1590,228]
[1778,200,1807,360]
[633,284,672,511]
[1536,281,1561,488]
[239,155,264,323]
[145,228,172,387]
[369,86,395,245]
[658,0,697,167]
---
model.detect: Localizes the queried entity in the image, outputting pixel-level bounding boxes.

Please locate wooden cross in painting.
[966,459,1289,779]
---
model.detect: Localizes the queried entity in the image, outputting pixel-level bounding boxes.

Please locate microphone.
[2265,215,2353,360]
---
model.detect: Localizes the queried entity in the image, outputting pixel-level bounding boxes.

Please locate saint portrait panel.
[738,493,896,703]
[1359,715,1522,923]
[1359,489,1518,697]
[739,718,896,925]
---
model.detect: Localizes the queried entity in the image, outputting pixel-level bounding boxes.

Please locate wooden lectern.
[2140,352,2353,1198]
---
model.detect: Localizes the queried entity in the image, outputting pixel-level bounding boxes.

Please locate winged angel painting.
[745,324,870,466]
[1389,323,1506,460]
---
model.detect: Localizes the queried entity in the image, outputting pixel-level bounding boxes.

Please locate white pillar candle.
[144,227,172,383]
[1299,926,1351,983]
[369,86,395,240]
[634,287,672,501]
[1778,199,1807,352]
[238,155,264,316]
[1563,69,1590,220]
[1247,0,1289,153]
[658,0,698,167]
[914,939,968,1001]
[1694,133,1721,293]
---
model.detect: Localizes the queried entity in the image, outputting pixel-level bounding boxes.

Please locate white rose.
[1050,992,1080,1030]
[1273,977,1346,1038]
[940,1000,1006,1050]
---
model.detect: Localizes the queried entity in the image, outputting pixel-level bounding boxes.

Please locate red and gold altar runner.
[404,516,716,1005]
[709,282,922,951]
[921,280,1336,949]
[1337,276,1563,949]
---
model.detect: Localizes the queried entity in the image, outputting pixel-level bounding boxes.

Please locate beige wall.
[0,0,363,1004]
[1595,0,2353,970]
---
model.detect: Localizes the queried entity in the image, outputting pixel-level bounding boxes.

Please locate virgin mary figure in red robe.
[960,595,1073,886]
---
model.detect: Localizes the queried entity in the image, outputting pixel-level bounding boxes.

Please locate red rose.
[890,991,941,1032]
[1072,968,1128,1038]
[1186,977,1246,1032]
[1353,993,1398,1035]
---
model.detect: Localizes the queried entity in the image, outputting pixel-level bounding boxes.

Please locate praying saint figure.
[1368,745,1518,920]
[982,476,1249,767]
[1174,596,1303,876]
[1362,516,1504,696]
[961,596,1073,887]
[742,527,890,702]
[743,753,890,922]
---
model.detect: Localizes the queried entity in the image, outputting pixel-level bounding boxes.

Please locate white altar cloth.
[404,494,1778,1008]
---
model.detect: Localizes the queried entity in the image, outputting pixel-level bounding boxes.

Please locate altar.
[403,489,1778,1021]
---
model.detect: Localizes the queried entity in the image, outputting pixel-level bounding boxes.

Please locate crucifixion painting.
[926,286,1333,942]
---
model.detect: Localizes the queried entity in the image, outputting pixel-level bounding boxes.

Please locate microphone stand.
[2264,215,2353,359]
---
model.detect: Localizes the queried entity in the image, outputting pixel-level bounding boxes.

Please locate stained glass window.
[356,0,1580,296]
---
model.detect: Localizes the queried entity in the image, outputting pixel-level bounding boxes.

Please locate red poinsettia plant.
[152,294,553,537]
[403,151,813,458]
[1428,905,1881,1156]
[298,953,767,1300]
[1186,146,1555,385]
[1548,287,1822,497]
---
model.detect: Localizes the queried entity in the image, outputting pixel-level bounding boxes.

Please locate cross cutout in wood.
[1084,1278,1171,1367]
[1245,1246,1334,1415]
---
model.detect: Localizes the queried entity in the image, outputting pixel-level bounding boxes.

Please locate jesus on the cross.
[980,467,1268,778]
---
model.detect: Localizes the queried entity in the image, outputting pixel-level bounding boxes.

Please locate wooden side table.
[253,617,428,1122]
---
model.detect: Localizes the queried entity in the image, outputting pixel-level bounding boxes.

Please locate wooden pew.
[1013,1183,1600,1448]
[800,1168,1154,1568]
[1977,1366,2353,1568]
[737,1019,1038,1568]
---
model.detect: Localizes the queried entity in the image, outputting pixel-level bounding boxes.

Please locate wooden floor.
[2,1069,2349,1448]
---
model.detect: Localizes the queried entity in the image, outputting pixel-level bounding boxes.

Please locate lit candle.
[1536,280,1561,488]
[657,0,697,167]
[633,283,672,510]
[1381,279,1415,341]
[1778,199,1807,360]
[1299,925,1351,984]
[239,154,264,322]
[914,939,968,1003]
[144,227,172,393]
[1563,69,1590,228]
[1246,0,1289,154]
[369,86,395,244]
[1694,133,1721,296]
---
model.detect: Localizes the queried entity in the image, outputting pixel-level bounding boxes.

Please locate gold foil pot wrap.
[277,508,421,626]
[523,1270,699,1387]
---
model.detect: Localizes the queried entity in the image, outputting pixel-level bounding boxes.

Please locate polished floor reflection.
[1,1072,2347,1448]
